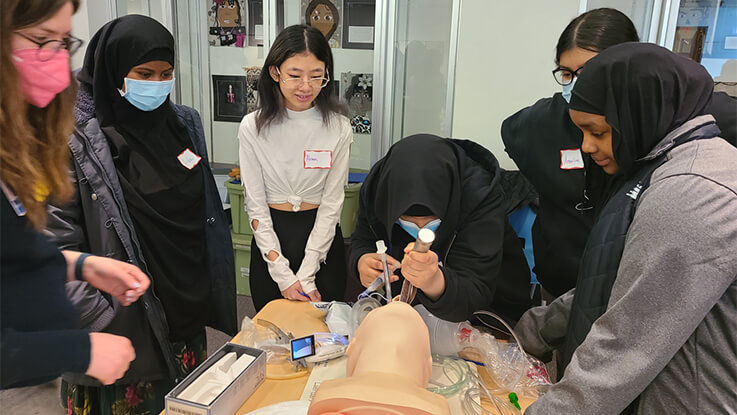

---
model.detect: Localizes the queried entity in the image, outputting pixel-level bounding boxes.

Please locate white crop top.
[238,107,353,293]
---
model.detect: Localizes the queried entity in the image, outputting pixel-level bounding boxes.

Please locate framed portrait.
[247,0,263,46]
[302,0,343,48]
[673,26,708,63]
[212,75,247,122]
[208,0,247,47]
[340,72,372,133]
[342,0,374,50]
[244,67,261,114]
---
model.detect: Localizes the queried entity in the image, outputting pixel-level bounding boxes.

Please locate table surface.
[163,299,536,414]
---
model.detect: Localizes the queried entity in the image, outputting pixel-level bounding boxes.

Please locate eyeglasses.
[552,66,583,86]
[14,32,84,61]
[276,68,330,88]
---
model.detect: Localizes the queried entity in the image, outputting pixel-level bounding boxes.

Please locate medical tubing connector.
[357,241,392,300]
[358,277,383,299]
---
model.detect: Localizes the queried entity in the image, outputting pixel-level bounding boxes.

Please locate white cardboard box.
[165,343,266,415]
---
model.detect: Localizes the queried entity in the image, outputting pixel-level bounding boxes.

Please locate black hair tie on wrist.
[75,253,92,281]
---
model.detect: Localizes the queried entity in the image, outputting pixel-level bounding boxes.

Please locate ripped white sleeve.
[238,124,297,291]
[295,121,353,293]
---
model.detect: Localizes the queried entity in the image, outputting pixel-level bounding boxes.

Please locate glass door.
[581,0,660,42]
[371,0,461,163]
[579,0,736,94]
[663,0,737,95]
[172,0,271,163]
[112,0,174,33]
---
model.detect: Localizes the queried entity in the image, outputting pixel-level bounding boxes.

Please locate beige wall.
[451,0,580,169]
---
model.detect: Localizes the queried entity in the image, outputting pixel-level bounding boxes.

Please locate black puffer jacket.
[349,136,532,322]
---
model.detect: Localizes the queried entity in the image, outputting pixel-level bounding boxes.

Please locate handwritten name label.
[304,150,332,169]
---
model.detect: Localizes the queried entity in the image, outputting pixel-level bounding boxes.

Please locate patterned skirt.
[62,331,207,415]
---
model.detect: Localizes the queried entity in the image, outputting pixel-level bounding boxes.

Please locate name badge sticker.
[304,150,332,169]
[0,180,26,217]
[177,148,202,170]
[560,148,585,170]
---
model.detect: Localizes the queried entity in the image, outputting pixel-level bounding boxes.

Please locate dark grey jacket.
[518,116,737,414]
[46,85,237,385]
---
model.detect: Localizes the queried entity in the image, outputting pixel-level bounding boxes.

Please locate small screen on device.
[290,334,316,360]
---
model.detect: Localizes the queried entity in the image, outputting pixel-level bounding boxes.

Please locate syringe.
[357,240,392,300]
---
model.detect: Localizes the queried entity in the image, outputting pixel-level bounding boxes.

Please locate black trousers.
[249,208,346,311]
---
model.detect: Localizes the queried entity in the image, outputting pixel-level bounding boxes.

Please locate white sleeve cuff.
[264,253,298,292]
[300,279,318,295]
[295,250,321,292]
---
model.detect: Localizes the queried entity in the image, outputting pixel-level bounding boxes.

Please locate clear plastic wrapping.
[239,316,290,364]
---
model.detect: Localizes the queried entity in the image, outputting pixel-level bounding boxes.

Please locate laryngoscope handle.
[398,228,435,303]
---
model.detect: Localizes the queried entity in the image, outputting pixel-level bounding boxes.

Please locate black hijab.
[78,14,192,194]
[569,42,714,177]
[79,15,209,341]
[371,134,462,245]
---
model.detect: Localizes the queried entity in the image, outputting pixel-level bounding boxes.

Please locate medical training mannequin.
[308,302,450,415]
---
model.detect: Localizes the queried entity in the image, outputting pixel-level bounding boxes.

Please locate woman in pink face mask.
[0,0,150,390]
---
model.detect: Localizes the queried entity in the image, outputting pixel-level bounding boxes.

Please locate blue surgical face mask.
[561,76,577,104]
[396,218,442,239]
[118,77,174,111]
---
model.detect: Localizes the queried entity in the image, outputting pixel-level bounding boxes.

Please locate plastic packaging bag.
[324,302,352,337]
[514,354,552,398]
[472,311,552,397]
[415,305,551,396]
[239,316,290,364]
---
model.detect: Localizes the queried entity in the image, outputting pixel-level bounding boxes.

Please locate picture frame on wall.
[208,0,247,47]
[341,72,372,134]
[673,26,708,63]
[247,0,263,46]
[342,0,374,50]
[302,0,343,48]
[212,75,248,122]
[245,0,284,46]
[244,66,261,114]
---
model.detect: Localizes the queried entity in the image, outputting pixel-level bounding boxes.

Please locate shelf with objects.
[179,0,375,170]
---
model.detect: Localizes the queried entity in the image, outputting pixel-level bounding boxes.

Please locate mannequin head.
[345,302,433,386]
[308,303,449,415]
